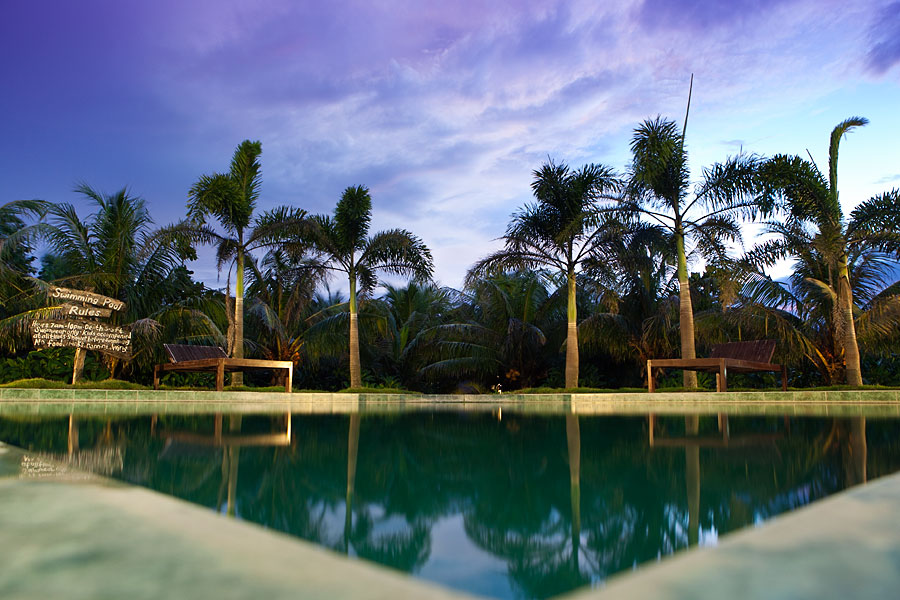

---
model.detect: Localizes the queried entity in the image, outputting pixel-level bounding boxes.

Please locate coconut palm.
[244,249,325,384]
[467,160,621,388]
[580,220,680,385]
[0,199,48,317]
[622,115,762,388]
[747,117,900,385]
[186,140,308,385]
[18,185,192,377]
[374,281,454,387]
[303,185,433,388]
[413,271,559,390]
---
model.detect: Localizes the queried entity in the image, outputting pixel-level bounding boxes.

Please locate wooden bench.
[647,340,787,392]
[153,344,293,392]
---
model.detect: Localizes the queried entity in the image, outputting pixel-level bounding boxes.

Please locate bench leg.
[153,365,160,390]
[216,360,225,391]
[285,366,293,393]
[647,361,655,393]
[781,365,788,391]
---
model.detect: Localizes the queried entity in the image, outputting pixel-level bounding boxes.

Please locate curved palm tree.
[467,160,621,388]
[304,185,433,388]
[746,120,900,385]
[186,140,307,385]
[622,116,761,388]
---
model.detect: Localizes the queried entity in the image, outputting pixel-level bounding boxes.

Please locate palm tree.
[304,185,433,388]
[244,249,325,383]
[580,220,680,386]
[413,271,558,390]
[27,185,189,378]
[467,160,621,388]
[622,115,761,388]
[186,140,306,385]
[746,121,900,385]
[0,199,48,317]
[374,281,454,387]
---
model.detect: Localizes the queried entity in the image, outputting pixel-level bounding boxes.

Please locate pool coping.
[2,388,900,419]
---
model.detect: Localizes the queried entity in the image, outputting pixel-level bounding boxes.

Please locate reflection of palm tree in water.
[461,415,589,598]
[824,417,867,487]
[566,413,581,571]
[217,415,242,516]
[341,412,431,571]
[685,415,700,547]
[344,412,359,553]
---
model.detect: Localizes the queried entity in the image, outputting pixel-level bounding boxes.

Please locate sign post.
[32,286,131,384]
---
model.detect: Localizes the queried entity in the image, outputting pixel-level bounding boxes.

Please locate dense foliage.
[2,119,899,391]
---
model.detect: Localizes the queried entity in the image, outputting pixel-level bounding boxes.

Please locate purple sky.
[3,0,899,289]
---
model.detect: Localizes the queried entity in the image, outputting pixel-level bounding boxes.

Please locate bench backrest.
[709,340,776,363]
[163,344,228,363]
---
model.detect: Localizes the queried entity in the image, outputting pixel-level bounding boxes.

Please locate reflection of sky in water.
[418,515,512,599]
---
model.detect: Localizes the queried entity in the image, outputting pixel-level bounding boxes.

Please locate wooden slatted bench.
[153,344,293,392]
[647,339,787,392]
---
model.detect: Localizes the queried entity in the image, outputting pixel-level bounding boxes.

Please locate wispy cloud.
[875,173,900,185]
[865,2,900,74]
[1,0,897,288]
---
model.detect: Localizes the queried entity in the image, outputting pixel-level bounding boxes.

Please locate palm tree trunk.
[676,230,697,389]
[838,256,862,386]
[565,268,579,389]
[232,249,245,387]
[349,274,361,388]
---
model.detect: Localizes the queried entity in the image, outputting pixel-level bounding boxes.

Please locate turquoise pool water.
[1,408,896,599]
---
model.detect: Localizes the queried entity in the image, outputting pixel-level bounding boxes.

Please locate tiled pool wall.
[2,388,900,418]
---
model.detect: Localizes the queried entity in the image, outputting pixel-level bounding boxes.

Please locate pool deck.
[2,390,900,599]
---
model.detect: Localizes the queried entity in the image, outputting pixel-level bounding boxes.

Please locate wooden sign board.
[32,319,132,359]
[61,303,113,319]
[48,286,126,312]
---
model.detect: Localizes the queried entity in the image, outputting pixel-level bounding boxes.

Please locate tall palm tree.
[187,140,306,385]
[622,115,761,388]
[304,185,433,388]
[467,161,621,388]
[748,118,900,385]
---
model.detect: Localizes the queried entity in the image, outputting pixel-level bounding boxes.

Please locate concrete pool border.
[2,388,900,418]
[2,392,900,599]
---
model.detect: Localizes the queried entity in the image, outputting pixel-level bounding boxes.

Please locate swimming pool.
[1,401,896,599]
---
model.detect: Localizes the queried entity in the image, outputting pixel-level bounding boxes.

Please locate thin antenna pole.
[680,73,693,146]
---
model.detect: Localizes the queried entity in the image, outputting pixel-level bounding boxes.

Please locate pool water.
[1,410,896,599]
